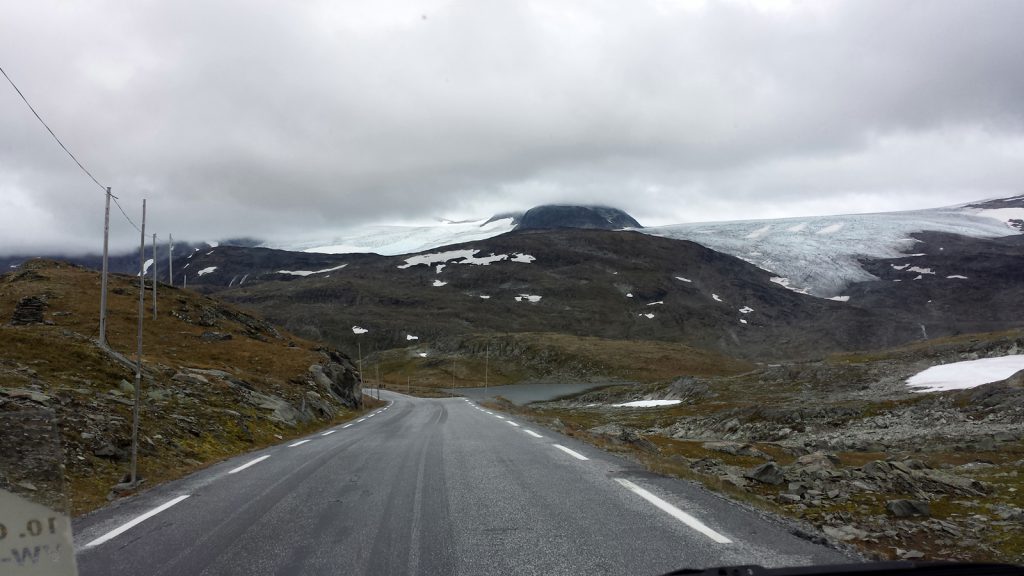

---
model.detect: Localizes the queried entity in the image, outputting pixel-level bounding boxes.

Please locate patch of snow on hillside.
[436,264,445,274]
[828,296,850,302]
[647,301,664,306]
[640,313,655,319]
[407,335,419,340]
[418,352,428,357]
[675,277,692,283]
[206,250,215,256]
[740,319,748,324]
[611,400,682,408]
[459,253,507,265]
[515,294,542,302]
[913,275,923,280]
[142,258,154,275]
[352,326,368,334]
[712,294,723,302]
[891,264,909,271]
[398,249,476,269]
[739,306,754,314]
[433,279,448,287]
[770,277,812,295]
[479,295,491,299]
[277,264,347,276]
[907,267,934,275]
[511,253,536,263]
[907,356,1024,393]
[947,275,968,279]
[626,293,633,298]
[197,266,217,276]
[966,207,1024,229]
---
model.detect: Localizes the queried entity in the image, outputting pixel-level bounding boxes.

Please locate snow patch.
[406,335,419,340]
[626,293,633,298]
[277,264,347,276]
[907,266,934,275]
[738,306,754,314]
[398,249,477,269]
[479,295,491,299]
[510,253,536,263]
[675,276,692,283]
[946,275,968,280]
[891,264,909,271]
[611,400,682,408]
[639,313,655,319]
[515,294,542,303]
[418,352,428,357]
[907,356,1024,393]
[197,266,217,276]
[740,319,748,324]
[647,301,664,306]
[712,294,723,302]
[433,279,448,287]
[770,277,811,295]
[828,296,851,302]
[459,252,507,266]
[142,258,154,275]
[352,326,368,334]
[436,264,446,274]
[786,223,807,232]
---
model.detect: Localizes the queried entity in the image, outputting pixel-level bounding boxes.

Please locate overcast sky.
[2,0,1023,255]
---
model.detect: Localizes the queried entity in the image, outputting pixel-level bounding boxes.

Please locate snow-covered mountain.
[642,196,1024,297]
[265,196,1023,298]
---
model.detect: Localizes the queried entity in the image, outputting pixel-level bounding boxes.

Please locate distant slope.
[516,205,642,230]
[214,229,922,361]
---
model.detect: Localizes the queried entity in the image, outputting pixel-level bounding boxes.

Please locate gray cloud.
[2,0,1023,254]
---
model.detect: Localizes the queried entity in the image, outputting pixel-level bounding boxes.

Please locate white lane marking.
[228,455,271,474]
[484,411,493,415]
[321,430,336,436]
[367,414,375,419]
[615,478,732,544]
[507,421,520,427]
[553,444,589,461]
[84,495,191,548]
[495,415,505,420]
[343,423,353,428]
[357,418,366,422]
[289,440,311,447]
[523,430,543,438]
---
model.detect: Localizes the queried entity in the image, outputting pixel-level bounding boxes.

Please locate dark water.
[457,382,620,405]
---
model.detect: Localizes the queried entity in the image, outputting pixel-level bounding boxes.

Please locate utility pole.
[151,233,158,319]
[485,340,489,390]
[99,187,111,347]
[375,363,381,400]
[168,234,174,288]
[130,199,146,487]
[357,340,363,395]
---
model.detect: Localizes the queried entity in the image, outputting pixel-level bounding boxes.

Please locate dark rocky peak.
[515,205,642,231]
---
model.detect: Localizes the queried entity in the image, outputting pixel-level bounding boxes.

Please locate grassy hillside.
[0,260,370,516]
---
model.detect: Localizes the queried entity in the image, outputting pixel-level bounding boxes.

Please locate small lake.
[458,381,623,405]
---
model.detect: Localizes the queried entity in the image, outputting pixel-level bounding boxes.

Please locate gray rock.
[200,331,233,342]
[744,462,785,485]
[779,493,802,504]
[886,499,931,518]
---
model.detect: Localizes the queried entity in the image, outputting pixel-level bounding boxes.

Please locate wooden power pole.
[99,187,111,347]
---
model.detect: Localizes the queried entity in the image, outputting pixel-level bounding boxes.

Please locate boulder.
[11,295,47,325]
[886,499,931,518]
[311,349,362,409]
[744,462,785,485]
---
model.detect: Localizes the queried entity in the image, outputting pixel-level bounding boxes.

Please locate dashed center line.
[228,454,271,474]
[523,430,543,438]
[321,430,336,436]
[615,478,732,544]
[343,423,353,428]
[495,415,505,420]
[84,494,191,549]
[357,418,366,423]
[289,440,311,447]
[507,421,520,427]
[553,444,589,461]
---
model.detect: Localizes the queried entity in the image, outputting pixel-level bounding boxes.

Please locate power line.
[111,195,142,233]
[0,64,106,191]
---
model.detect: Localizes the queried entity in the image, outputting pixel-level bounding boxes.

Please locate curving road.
[73,391,854,575]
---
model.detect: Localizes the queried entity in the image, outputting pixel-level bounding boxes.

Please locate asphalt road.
[73,391,855,575]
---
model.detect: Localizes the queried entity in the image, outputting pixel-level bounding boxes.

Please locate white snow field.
[642,204,1022,297]
[270,217,517,255]
[906,356,1024,393]
[611,400,683,408]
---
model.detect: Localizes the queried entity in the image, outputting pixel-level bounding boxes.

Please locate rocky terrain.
[508,330,1024,563]
[0,260,367,516]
